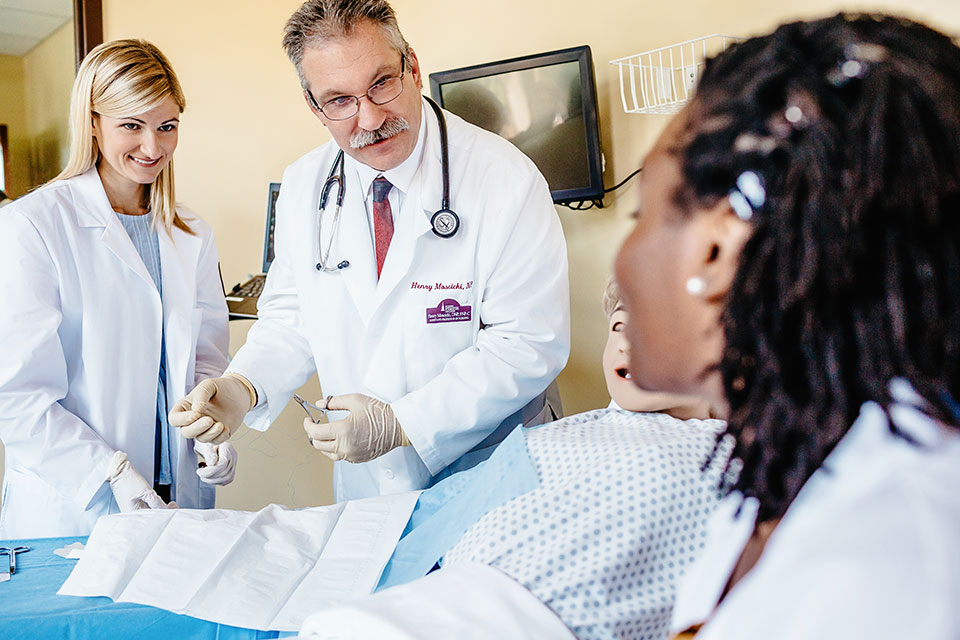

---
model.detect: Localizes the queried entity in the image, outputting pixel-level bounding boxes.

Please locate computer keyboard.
[231,275,265,298]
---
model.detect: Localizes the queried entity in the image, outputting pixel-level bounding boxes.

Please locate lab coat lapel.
[158,225,199,394]
[333,160,379,324]
[373,174,434,305]
[373,112,441,307]
[72,168,157,291]
[158,226,203,506]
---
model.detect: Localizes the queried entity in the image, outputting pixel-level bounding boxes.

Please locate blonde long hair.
[53,39,192,235]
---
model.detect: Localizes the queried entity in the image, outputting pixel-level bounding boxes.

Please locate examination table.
[0,536,288,639]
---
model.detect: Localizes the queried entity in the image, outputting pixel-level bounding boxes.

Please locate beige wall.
[22,20,75,188]
[0,54,29,198]
[95,0,960,511]
[0,22,73,199]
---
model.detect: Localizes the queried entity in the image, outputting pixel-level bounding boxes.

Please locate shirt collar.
[353,101,427,201]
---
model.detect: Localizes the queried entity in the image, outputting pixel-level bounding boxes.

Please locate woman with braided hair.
[615,13,960,639]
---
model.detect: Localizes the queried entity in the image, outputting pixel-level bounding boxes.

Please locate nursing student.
[0,40,233,539]
[612,13,960,638]
[171,0,569,502]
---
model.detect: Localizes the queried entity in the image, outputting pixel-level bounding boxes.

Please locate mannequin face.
[603,303,712,418]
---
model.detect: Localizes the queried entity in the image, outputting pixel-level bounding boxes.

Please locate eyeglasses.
[307,57,406,121]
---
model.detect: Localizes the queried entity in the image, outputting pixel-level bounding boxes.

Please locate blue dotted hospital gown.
[443,409,732,640]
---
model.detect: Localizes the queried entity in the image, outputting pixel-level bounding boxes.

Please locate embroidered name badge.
[426,298,472,324]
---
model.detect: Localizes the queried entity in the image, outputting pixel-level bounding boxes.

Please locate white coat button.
[384,469,395,481]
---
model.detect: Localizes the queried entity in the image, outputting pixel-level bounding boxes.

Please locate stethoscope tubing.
[314,96,459,272]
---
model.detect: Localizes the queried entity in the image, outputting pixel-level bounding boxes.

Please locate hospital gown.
[443,409,732,640]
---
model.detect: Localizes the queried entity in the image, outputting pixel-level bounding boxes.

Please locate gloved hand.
[305,393,411,463]
[107,451,177,512]
[194,441,238,485]
[169,374,256,444]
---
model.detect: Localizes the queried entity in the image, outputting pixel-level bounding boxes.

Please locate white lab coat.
[0,168,229,539]
[670,382,960,639]
[228,101,569,501]
[298,562,577,639]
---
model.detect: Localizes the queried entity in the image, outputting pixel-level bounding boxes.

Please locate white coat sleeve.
[225,184,317,430]
[696,483,959,640]
[192,224,229,385]
[298,562,577,640]
[0,210,115,508]
[391,172,570,475]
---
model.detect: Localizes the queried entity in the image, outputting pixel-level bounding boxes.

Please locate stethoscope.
[315,96,460,272]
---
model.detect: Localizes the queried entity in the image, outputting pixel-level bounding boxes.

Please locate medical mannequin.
[0,40,232,539]
[296,280,729,640]
[170,0,569,502]
[612,14,960,639]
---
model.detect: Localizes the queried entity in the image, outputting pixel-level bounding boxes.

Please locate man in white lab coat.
[170,0,569,501]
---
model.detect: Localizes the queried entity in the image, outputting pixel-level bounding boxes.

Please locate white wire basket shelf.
[610,34,742,115]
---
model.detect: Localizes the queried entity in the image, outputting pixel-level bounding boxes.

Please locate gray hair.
[282,0,412,89]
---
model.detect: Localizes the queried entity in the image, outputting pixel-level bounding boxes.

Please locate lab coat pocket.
[406,294,476,387]
[0,469,101,538]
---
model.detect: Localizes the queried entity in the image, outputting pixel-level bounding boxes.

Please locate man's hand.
[194,441,238,485]
[169,374,255,444]
[107,451,177,512]
[305,393,410,463]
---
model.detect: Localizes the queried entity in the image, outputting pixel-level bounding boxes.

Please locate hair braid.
[680,14,960,519]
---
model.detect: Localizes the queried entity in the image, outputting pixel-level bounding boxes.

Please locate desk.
[0,536,287,640]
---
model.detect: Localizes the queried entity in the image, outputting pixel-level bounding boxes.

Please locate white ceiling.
[0,0,73,57]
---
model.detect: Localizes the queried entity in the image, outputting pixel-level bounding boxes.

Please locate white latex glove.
[107,451,177,512]
[169,374,255,444]
[194,441,238,485]
[305,393,411,463]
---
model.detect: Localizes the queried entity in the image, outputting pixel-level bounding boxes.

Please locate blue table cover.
[1,427,539,638]
[377,425,539,590]
[0,536,288,640]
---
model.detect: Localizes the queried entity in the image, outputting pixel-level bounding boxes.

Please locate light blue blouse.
[115,212,172,486]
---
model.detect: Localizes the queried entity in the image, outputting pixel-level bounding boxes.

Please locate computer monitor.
[429,45,604,204]
[262,182,280,273]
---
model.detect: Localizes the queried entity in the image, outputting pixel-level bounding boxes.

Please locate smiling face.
[91,96,180,202]
[301,20,423,172]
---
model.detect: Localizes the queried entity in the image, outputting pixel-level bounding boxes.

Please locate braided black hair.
[678,13,960,521]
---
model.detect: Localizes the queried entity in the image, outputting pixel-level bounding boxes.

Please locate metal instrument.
[294,393,327,424]
[0,545,30,576]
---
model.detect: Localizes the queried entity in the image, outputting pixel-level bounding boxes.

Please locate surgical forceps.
[294,394,327,424]
[0,545,30,575]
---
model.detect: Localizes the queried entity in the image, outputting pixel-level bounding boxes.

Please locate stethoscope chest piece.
[431,208,460,238]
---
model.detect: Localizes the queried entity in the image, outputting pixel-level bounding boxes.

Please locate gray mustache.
[350,117,410,149]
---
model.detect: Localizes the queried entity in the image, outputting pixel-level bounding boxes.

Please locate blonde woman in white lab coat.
[0,40,232,539]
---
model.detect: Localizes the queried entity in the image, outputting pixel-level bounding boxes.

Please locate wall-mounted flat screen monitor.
[429,45,604,204]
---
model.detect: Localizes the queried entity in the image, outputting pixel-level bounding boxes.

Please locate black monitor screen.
[430,46,603,204]
[262,182,280,273]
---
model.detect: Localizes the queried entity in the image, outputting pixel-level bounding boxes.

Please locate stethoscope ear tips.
[315,261,350,271]
[431,209,460,238]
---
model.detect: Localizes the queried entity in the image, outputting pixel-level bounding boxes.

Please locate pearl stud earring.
[685,276,706,296]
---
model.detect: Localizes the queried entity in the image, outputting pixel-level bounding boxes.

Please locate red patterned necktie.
[372,177,394,278]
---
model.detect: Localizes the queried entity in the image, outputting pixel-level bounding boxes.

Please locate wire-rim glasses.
[307,57,406,121]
